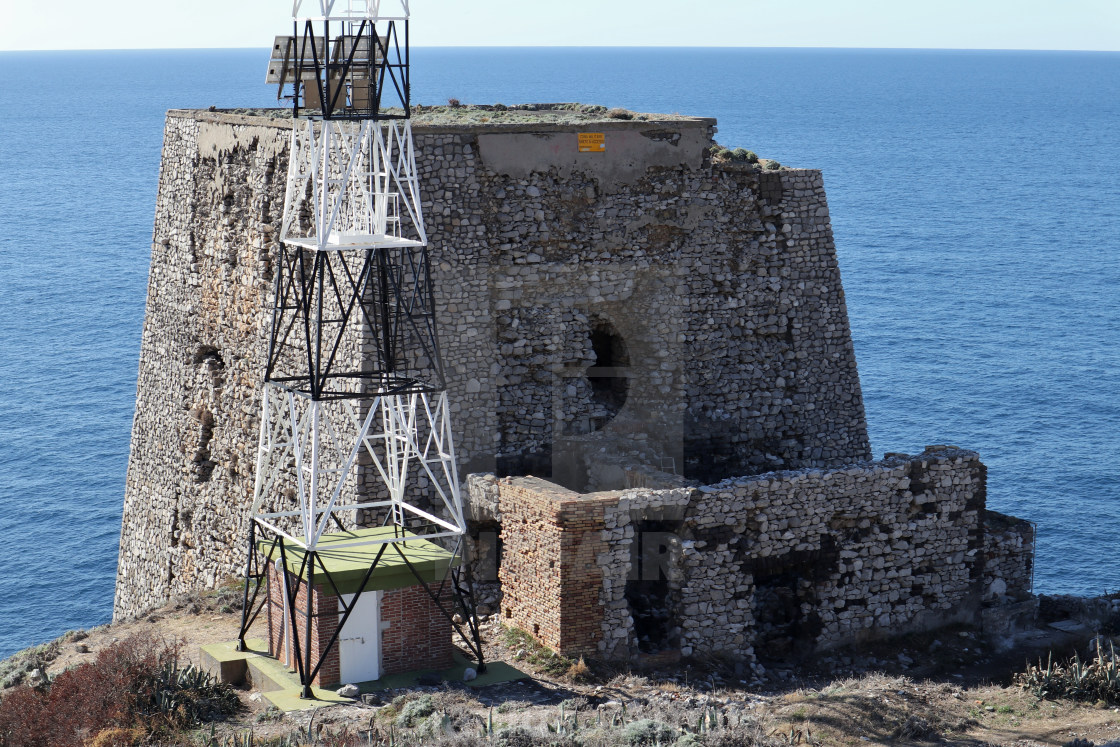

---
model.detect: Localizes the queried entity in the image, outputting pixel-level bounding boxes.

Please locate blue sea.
[0,47,1117,659]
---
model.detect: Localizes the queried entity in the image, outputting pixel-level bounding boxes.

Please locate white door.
[338,591,381,684]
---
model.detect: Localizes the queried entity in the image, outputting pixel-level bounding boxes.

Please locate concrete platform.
[200,639,357,710]
[201,640,527,712]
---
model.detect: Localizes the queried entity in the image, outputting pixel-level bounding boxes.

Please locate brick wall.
[497,477,609,658]
[497,479,566,651]
[266,563,340,687]
[381,584,455,674]
[267,563,453,684]
[556,497,609,658]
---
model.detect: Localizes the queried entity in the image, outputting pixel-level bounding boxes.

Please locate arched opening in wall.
[587,317,629,431]
[625,520,680,654]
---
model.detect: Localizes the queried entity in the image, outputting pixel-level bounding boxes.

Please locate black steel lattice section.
[274,19,410,121]
[264,244,446,400]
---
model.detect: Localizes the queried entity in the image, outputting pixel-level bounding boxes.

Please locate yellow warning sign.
[578,133,606,153]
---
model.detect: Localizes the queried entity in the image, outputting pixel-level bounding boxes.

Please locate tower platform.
[258,526,459,594]
[282,233,425,251]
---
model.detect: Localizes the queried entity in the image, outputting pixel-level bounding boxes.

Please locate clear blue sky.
[2,0,1119,52]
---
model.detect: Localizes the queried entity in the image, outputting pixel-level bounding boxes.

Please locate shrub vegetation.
[0,632,238,747]
[1017,644,1120,704]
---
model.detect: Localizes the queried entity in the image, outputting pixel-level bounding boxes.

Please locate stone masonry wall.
[674,447,987,659]
[597,487,693,660]
[117,115,285,619]
[983,510,1035,600]
[481,447,998,664]
[117,107,870,619]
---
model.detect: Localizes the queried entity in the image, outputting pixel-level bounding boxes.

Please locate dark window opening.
[749,541,834,663]
[468,522,502,584]
[625,520,680,654]
[587,319,629,428]
[751,564,824,662]
[190,406,216,483]
[752,569,803,660]
[191,345,225,369]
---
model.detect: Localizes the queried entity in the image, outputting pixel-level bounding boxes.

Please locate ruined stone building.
[115,105,1035,666]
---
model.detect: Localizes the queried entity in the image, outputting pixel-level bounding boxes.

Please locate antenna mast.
[239,0,483,698]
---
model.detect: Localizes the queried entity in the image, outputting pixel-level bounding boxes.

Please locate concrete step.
[198,639,352,712]
[199,639,268,686]
[246,652,301,693]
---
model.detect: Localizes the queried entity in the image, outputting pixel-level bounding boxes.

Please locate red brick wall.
[498,480,565,651]
[381,584,455,675]
[267,565,453,683]
[497,477,608,658]
[266,564,340,687]
[556,498,608,656]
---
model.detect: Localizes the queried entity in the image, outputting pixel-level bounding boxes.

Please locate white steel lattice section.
[281,120,426,250]
[291,1,411,25]
[252,382,465,551]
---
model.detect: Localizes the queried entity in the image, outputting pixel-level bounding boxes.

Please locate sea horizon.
[4,45,1120,53]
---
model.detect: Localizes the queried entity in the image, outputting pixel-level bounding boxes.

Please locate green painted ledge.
[256,526,460,594]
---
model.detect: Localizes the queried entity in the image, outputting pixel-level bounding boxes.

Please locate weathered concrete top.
[172,104,720,185]
[173,103,716,131]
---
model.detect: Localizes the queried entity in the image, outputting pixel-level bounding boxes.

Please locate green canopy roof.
[258,526,460,595]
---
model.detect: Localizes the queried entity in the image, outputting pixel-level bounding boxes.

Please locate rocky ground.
[4,586,1120,746]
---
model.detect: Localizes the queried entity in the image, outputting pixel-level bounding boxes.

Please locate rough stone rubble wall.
[674,448,986,657]
[477,448,996,662]
[116,109,870,619]
[598,487,693,660]
[116,115,287,618]
[983,510,1035,600]
[470,154,869,482]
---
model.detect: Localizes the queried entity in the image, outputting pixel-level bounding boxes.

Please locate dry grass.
[7,590,1120,747]
[566,657,595,685]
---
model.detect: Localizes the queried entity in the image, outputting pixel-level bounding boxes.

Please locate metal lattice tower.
[239,0,484,697]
